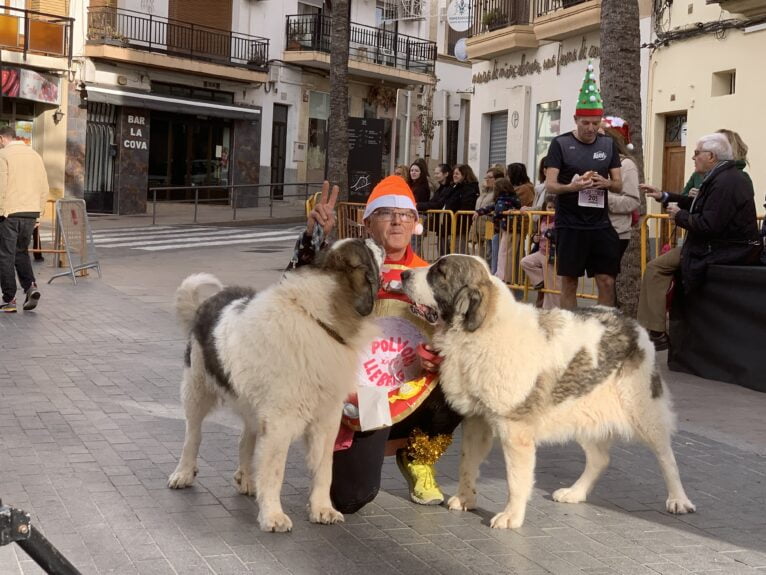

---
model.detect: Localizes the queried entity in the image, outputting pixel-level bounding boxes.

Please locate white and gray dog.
[401,255,696,529]
[168,238,383,532]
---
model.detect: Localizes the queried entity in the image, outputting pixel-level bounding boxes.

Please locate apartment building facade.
[644,0,766,211]
[464,0,651,180]
[0,0,73,208]
[54,0,471,214]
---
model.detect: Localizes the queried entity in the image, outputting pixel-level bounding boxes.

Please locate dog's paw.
[167,467,197,489]
[447,494,475,512]
[258,511,293,533]
[490,511,524,529]
[552,487,587,504]
[666,497,696,514]
[309,506,344,525]
[233,469,256,496]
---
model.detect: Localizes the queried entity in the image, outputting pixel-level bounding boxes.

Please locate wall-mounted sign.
[447,0,471,32]
[511,111,520,129]
[124,114,148,150]
[471,38,600,85]
[1,67,60,104]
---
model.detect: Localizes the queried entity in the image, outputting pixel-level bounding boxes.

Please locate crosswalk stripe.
[95,228,296,247]
[92,225,176,234]
[94,228,219,242]
[137,234,298,251]
[93,228,224,244]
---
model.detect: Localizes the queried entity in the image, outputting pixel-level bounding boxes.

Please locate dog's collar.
[316,319,346,346]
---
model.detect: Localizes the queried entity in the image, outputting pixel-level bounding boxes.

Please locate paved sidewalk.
[1,243,764,575]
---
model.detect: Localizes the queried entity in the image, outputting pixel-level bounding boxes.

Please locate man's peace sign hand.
[306,181,340,237]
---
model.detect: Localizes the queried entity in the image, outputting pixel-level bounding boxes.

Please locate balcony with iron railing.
[86,7,269,79]
[283,14,436,83]
[0,6,73,65]
[466,0,536,59]
[534,0,601,41]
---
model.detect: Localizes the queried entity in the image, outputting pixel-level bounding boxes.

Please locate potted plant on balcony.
[287,30,303,50]
[482,9,507,31]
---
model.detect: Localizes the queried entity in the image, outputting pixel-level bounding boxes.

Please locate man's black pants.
[0,216,37,303]
[330,386,462,514]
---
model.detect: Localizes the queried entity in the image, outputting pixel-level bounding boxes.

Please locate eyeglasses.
[692,149,712,158]
[372,209,417,223]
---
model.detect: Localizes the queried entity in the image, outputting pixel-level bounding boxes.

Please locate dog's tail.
[175,273,223,333]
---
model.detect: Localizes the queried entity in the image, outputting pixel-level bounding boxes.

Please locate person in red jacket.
[290,176,461,513]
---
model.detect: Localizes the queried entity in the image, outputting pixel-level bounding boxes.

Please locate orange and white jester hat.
[363,175,423,235]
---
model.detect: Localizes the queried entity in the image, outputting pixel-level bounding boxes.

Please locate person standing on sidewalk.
[0,126,49,312]
[544,61,623,309]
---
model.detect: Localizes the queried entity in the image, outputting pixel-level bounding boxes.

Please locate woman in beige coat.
[603,126,640,266]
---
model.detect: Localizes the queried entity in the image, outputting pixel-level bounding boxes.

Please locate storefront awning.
[86,86,261,120]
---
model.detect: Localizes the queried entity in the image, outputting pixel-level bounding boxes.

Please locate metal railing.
[335,202,599,302]
[0,6,73,64]
[471,0,531,34]
[536,0,591,17]
[87,7,269,69]
[148,182,325,225]
[285,14,436,75]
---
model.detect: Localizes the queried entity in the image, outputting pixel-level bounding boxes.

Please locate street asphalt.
[1,215,764,575]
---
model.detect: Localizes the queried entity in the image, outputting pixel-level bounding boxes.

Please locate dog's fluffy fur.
[401,255,695,529]
[168,238,383,532]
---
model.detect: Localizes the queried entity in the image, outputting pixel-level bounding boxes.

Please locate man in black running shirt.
[544,62,622,309]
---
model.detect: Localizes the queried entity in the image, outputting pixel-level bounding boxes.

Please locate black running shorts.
[555,226,621,278]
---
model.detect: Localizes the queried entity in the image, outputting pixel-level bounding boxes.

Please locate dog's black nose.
[401,270,411,282]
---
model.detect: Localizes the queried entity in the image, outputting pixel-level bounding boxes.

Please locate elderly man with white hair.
[637,132,761,350]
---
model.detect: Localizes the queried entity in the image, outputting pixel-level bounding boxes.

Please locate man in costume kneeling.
[289,176,462,511]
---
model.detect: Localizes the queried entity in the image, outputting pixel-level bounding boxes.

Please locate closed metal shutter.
[85,103,117,214]
[169,0,232,31]
[488,112,508,167]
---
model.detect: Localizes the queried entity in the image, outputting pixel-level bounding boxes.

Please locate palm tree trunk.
[599,0,645,318]
[328,0,350,198]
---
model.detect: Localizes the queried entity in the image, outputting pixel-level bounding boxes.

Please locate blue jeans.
[490,233,500,275]
[0,216,36,303]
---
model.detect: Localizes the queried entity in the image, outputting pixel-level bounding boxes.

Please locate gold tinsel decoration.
[406,428,453,466]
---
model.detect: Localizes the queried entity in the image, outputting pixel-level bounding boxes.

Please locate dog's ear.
[353,263,378,316]
[327,241,379,316]
[354,244,380,316]
[453,284,488,332]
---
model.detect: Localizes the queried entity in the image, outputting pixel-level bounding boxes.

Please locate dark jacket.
[666,160,761,292]
[476,193,521,233]
[410,179,432,204]
[444,181,479,213]
[417,183,451,211]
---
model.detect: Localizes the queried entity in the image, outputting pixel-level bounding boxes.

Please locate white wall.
[468,17,652,178]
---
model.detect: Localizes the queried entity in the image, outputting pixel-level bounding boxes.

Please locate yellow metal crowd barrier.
[315,197,765,303]
[333,202,599,303]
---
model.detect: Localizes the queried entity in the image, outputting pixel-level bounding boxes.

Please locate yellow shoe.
[396,449,444,505]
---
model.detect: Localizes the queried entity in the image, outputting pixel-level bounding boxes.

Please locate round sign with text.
[358,316,426,389]
[447,0,471,33]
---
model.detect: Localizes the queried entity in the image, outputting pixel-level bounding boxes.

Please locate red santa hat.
[364,175,423,235]
[602,116,634,151]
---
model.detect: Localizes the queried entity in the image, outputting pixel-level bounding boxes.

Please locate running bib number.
[578,188,605,209]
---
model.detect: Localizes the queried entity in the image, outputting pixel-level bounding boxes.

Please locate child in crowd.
[473,177,521,281]
[521,195,560,309]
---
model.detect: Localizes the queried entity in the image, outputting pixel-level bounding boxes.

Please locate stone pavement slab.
[1,241,764,575]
